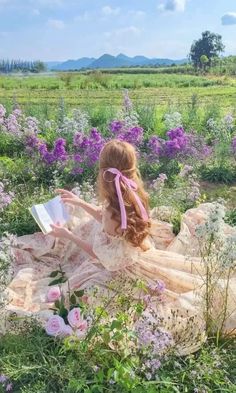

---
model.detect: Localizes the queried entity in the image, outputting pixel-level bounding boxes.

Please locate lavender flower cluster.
[109,120,144,145]
[135,313,172,380]
[148,127,211,162]
[72,127,105,174]
[0,104,40,138]
[0,375,13,392]
[26,135,68,165]
[0,183,14,212]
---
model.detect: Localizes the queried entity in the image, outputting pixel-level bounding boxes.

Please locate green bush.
[225,209,236,226]
[199,163,236,184]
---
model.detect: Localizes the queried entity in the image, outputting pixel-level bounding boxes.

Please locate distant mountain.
[46,54,187,71]
[89,54,132,69]
[47,57,95,71]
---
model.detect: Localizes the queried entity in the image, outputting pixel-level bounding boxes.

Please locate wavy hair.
[98,140,151,250]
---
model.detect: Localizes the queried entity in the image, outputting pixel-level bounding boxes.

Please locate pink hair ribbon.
[104,167,149,230]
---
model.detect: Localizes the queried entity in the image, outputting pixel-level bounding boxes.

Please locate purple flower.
[148,136,163,157]
[0,375,7,383]
[73,128,105,169]
[5,114,20,136]
[6,383,13,392]
[148,280,166,297]
[119,126,144,145]
[167,127,184,140]
[53,138,68,161]
[0,183,14,211]
[74,153,82,162]
[123,89,133,111]
[73,132,84,147]
[71,167,84,175]
[26,135,40,149]
[90,127,102,142]
[13,108,22,118]
[109,120,123,134]
[147,128,211,162]
[36,138,68,165]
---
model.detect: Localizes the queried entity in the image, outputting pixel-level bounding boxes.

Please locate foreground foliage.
[0,320,235,392]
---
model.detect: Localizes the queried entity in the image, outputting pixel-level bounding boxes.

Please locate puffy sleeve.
[92,229,138,271]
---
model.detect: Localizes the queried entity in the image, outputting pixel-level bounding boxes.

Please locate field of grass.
[0,72,235,119]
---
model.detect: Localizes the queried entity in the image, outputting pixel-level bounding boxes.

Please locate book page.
[44,196,69,225]
[34,203,54,233]
[29,196,70,234]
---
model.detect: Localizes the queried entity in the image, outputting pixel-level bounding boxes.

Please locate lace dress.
[7,203,236,354]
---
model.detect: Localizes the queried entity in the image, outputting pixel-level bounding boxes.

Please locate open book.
[29,196,70,234]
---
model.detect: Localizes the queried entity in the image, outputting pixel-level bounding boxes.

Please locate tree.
[200,55,209,71]
[32,61,46,73]
[189,31,225,69]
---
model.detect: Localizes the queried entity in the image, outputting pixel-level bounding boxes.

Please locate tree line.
[0,59,46,73]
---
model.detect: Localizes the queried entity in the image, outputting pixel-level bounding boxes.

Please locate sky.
[0,0,235,61]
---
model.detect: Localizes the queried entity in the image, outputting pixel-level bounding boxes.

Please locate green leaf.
[54,300,61,309]
[48,277,68,286]
[74,290,84,298]
[49,270,60,278]
[70,294,76,305]
[110,320,122,330]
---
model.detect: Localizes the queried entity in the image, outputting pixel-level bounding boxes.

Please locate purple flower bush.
[148,127,211,162]
[72,127,105,174]
[0,95,219,184]
[0,104,40,138]
[109,90,144,145]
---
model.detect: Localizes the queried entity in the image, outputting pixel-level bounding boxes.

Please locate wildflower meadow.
[0,84,236,392]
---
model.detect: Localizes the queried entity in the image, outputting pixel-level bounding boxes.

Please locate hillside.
[47,53,187,71]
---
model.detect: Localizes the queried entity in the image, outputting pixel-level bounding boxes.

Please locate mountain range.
[46,54,187,71]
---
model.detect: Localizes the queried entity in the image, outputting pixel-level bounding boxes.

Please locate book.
[29,196,70,234]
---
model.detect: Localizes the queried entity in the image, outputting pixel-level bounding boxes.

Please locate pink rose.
[76,319,88,339]
[68,308,81,328]
[47,286,61,302]
[45,315,66,337]
[62,324,73,337]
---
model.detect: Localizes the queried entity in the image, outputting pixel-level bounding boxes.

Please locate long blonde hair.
[98,140,151,249]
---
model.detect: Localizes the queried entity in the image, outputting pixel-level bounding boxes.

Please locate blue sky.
[0,0,235,61]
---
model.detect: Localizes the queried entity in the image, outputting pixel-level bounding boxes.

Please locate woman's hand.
[50,223,72,240]
[56,188,82,207]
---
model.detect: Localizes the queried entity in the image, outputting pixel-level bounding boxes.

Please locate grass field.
[0,72,235,120]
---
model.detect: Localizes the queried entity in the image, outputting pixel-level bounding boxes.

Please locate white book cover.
[29,196,70,234]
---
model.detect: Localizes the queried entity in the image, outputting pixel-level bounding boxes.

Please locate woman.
[8,140,236,353]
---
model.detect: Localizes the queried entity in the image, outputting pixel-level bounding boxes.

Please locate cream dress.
[6,203,236,354]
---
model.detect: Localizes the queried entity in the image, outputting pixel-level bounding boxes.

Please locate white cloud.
[158,0,187,13]
[47,18,65,29]
[105,26,141,39]
[102,5,120,16]
[221,12,236,26]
